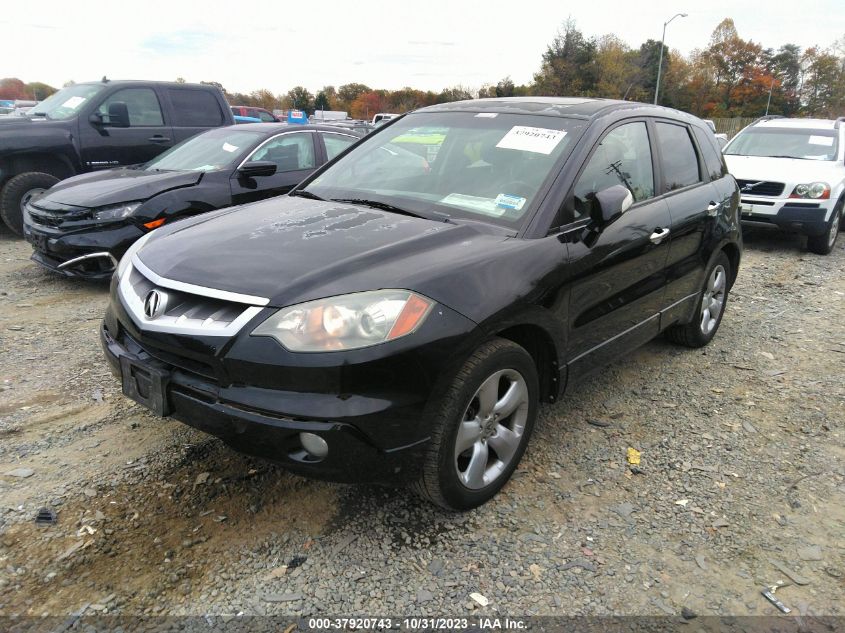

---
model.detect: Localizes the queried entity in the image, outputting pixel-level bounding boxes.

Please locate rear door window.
[322,133,358,161]
[168,89,225,127]
[655,122,702,192]
[692,126,727,181]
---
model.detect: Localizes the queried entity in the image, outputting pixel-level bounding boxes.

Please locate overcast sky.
[2,0,842,95]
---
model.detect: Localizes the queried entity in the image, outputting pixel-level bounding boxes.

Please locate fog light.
[299,432,328,459]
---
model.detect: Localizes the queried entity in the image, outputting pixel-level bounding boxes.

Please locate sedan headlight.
[252,290,434,352]
[115,231,154,279]
[93,201,143,221]
[790,182,830,199]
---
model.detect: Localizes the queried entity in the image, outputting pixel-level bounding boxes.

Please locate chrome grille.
[118,261,265,336]
[736,180,785,197]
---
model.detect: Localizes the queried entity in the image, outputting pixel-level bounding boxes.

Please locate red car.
[230,106,280,122]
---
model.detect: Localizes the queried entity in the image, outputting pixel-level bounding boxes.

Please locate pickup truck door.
[79,87,174,169]
[230,131,319,205]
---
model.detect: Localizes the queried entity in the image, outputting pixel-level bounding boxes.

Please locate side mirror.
[590,184,633,227]
[107,102,130,128]
[238,161,277,178]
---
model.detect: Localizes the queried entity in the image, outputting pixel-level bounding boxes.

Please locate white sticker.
[475,112,498,118]
[61,96,86,109]
[808,135,833,146]
[496,126,566,155]
[222,142,238,153]
[441,193,507,216]
[495,193,526,211]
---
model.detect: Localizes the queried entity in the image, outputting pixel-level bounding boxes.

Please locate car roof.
[416,97,702,125]
[755,118,837,130]
[75,80,219,89]
[226,122,363,135]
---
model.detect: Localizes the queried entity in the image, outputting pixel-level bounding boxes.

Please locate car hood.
[44,169,203,208]
[724,155,844,188]
[136,196,518,310]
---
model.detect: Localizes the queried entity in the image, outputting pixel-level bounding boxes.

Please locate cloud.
[140,30,218,56]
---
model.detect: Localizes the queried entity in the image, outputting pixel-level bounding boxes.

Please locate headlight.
[115,231,154,279]
[252,290,434,352]
[93,201,143,221]
[790,182,830,199]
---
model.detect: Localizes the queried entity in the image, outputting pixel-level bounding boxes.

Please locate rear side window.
[692,126,727,181]
[656,122,701,192]
[323,133,357,160]
[168,89,225,127]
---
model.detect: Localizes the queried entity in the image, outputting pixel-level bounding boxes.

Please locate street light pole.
[654,12,688,105]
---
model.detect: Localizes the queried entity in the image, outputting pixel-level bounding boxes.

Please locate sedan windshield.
[144,129,263,172]
[28,84,106,120]
[303,111,585,228]
[725,127,839,161]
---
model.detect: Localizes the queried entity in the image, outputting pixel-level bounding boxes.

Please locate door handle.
[148,135,171,143]
[650,227,670,244]
[706,201,721,216]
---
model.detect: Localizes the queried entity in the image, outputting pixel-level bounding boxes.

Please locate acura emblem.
[144,289,168,319]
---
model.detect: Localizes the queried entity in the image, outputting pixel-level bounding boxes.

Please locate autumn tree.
[336,83,371,111]
[0,78,28,100]
[286,86,314,113]
[533,19,597,96]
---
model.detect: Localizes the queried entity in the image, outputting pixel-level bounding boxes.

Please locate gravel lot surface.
[1,228,843,620]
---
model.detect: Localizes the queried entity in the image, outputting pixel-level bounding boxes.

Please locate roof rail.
[750,114,784,126]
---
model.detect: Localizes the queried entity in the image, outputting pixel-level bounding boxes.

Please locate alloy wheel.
[454,369,529,490]
[700,264,727,335]
[828,211,840,249]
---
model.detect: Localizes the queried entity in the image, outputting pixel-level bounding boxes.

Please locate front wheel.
[807,204,841,255]
[413,338,539,511]
[0,172,60,236]
[665,251,731,348]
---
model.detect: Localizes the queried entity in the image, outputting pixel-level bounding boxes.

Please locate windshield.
[144,128,263,172]
[302,111,585,229]
[725,127,839,161]
[28,84,106,120]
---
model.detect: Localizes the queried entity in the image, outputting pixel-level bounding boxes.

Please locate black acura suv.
[101,98,741,510]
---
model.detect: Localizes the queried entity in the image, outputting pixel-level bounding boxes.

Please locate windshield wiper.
[331,197,430,220]
[766,155,808,159]
[289,189,325,201]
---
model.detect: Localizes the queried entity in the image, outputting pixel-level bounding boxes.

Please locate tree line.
[3,18,843,119]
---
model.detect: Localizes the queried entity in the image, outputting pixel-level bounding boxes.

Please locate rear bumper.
[99,322,433,484]
[23,216,142,280]
[739,197,834,236]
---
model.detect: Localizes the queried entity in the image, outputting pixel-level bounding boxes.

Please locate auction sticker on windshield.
[62,96,86,109]
[496,126,566,155]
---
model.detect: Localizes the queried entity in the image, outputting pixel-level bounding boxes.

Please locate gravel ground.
[0,228,843,620]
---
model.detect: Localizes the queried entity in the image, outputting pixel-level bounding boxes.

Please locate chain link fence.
[710,117,757,139]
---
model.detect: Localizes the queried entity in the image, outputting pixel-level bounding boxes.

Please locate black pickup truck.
[0,79,235,235]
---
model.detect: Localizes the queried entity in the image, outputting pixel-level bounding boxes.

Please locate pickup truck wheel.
[413,338,538,511]
[665,251,731,348]
[0,172,60,236]
[806,204,841,255]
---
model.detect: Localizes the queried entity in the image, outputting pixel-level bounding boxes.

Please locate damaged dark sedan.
[101,98,741,510]
[23,123,362,279]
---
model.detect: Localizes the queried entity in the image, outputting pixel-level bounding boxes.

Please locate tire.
[413,338,539,511]
[806,204,841,255]
[665,251,731,348]
[0,172,60,236]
